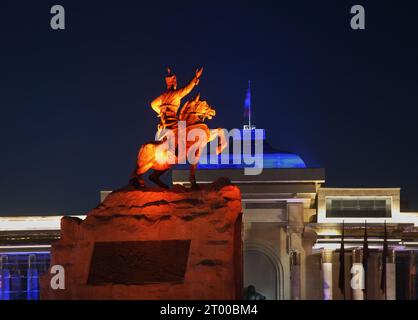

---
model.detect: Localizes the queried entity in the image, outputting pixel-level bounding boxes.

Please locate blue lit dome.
[176,129,306,170]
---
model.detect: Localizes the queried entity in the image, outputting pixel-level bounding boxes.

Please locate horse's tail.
[137,143,158,172]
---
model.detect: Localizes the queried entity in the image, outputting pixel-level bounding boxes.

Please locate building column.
[386,249,396,300]
[321,249,333,300]
[290,251,301,300]
[352,249,364,300]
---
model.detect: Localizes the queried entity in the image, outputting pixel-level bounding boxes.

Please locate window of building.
[325,197,391,218]
[0,252,50,300]
[245,202,286,209]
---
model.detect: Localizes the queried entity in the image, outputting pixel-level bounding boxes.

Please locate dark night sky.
[0,0,417,215]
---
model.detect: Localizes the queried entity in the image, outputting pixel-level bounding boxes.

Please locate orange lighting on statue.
[129,68,226,189]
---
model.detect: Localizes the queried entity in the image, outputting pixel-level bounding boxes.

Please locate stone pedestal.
[40,179,243,300]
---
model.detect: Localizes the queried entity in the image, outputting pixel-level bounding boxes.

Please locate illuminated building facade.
[172,128,418,300]
[0,217,81,300]
[1,130,418,300]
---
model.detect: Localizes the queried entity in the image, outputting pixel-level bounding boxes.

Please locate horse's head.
[179,94,216,124]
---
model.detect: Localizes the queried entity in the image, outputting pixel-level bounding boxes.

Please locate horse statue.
[129,94,226,189]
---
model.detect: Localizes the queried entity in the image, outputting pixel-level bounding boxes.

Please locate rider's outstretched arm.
[176,76,199,99]
[176,67,203,98]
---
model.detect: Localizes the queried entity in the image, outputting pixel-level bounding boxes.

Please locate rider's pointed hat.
[165,67,177,88]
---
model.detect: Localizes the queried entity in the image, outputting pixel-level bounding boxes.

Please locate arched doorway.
[244,248,281,300]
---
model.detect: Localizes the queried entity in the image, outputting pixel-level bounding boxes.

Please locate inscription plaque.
[88,240,191,285]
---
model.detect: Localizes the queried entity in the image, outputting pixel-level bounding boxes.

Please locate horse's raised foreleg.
[208,128,227,155]
[215,128,227,154]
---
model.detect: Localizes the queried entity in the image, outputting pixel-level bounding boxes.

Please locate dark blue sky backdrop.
[0,1,417,215]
